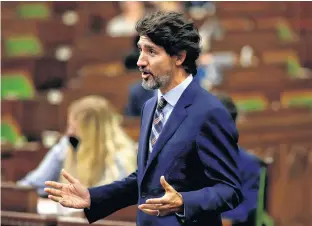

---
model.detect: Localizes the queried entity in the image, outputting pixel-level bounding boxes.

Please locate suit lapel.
[139,79,199,187]
[138,97,157,182]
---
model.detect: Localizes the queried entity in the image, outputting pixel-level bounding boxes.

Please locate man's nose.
[137,53,147,67]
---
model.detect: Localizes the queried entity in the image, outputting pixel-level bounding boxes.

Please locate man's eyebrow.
[137,43,156,49]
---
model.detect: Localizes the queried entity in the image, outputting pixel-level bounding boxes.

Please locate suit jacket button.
[192,220,197,223]
[141,192,147,198]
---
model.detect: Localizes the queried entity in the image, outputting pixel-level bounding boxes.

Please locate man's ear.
[175,51,186,66]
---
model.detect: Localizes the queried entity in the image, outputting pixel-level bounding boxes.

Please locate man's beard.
[141,73,171,91]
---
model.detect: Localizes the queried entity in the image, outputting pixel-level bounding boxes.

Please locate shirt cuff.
[175,206,185,217]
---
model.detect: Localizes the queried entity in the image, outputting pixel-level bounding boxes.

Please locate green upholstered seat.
[1,74,35,99]
[4,35,43,57]
[282,91,312,109]
[276,22,295,42]
[17,2,51,19]
[1,121,20,145]
[236,98,268,112]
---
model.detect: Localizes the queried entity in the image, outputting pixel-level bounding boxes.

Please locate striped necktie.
[150,97,167,152]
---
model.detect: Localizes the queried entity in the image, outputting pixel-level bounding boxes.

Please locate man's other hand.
[138,176,184,216]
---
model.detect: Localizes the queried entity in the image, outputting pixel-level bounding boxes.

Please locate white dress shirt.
[149,74,193,152]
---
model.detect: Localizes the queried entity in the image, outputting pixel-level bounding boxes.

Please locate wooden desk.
[1,182,38,213]
[1,143,48,181]
[1,210,57,226]
[58,215,231,226]
[58,216,136,226]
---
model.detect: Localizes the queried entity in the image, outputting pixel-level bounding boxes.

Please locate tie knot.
[157,97,167,111]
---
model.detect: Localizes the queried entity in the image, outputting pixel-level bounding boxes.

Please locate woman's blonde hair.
[61,95,136,187]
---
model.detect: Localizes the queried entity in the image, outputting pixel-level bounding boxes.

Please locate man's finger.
[158,205,174,211]
[44,188,63,197]
[138,204,164,211]
[160,176,174,192]
[48,195,62,203]
[61,169,78,184]
[139,203,175,212]
[146,196,168,205]
[145,204,173,212]
[138,207,158,216]
[45,181,63,189]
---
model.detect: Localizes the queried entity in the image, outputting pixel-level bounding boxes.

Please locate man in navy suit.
[45,11,242,226]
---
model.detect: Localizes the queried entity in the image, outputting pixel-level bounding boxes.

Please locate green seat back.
[1,74,35,99]
[276,22,295,42]
[1,121,20,145]
[17,3,51,19]
[287,57,301,78]
[288,96,312,108]
[283,92,312,109]
[4,35,43,57]
[236,99,267,112]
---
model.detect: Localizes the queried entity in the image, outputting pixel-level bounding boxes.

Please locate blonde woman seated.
[18,96,137,197]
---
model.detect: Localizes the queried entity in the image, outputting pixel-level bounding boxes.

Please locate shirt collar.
[157,74,193,107]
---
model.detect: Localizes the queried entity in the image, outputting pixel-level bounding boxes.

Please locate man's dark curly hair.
[135,11,201,75]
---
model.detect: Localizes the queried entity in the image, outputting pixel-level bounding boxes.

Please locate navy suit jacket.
[84,79,242,226]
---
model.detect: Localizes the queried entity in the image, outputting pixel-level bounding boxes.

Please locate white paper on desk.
[37,198,82,216]
[37,198,58,215]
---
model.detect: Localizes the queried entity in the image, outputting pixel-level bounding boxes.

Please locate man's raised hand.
[44,169,91,209]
